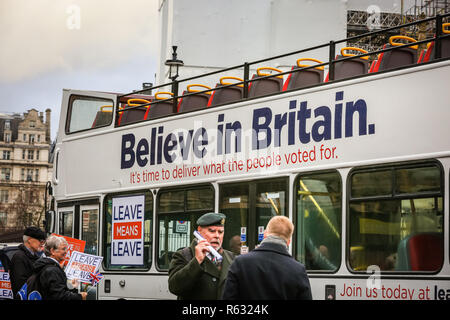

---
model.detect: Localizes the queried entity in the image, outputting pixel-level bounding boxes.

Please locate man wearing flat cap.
[10,226,47,298]
[168,212,235,300]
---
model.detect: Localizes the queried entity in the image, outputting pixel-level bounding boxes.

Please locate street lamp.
[165,46,184,81]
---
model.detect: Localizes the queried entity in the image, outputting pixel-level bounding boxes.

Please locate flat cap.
[24,226,46,241]
[197,212,226,227]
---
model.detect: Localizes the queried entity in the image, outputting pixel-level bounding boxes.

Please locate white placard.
[111,195,145,266]
[65,251,103,284]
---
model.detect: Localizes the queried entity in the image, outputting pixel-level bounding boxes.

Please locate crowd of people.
[4,213,312,300]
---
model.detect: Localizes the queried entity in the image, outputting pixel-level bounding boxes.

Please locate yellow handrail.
[389,35,418,50]
[154,92,174,100]
[127,99,150,107]
[296,58,324,70]
[257,67,283,79]
[219,76,244,87]
[443,22,450,34]
[187,84,212,94]
[100,105,113,112]
[340,47,369,60]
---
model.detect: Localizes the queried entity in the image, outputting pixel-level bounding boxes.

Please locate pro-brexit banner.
[0,260,12,299]
[65,251,103,284]
[111,194,145,266]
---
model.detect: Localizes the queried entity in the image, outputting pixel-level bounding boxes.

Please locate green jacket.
[168,240,235,300]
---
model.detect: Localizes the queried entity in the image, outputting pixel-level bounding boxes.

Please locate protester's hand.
[81,292,88,300]
[195,239,210,264]
[71,279,79,288]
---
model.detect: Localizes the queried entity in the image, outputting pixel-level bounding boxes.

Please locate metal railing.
[116,13,450,126]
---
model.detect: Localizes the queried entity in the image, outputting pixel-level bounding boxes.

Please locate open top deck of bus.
[62,13,450,134]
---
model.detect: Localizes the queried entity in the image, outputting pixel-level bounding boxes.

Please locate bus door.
[219,177,289,254]
[56,201,100,299]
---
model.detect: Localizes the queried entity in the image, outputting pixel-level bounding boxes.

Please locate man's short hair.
[44,235,68,257]
[266,216,294,243]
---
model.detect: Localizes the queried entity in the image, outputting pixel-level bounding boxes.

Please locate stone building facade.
[0,109,52,233]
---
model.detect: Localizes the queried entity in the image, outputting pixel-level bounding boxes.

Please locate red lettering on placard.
[113,222,142,240]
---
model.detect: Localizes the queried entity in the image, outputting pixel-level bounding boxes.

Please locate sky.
[0,0,159,141]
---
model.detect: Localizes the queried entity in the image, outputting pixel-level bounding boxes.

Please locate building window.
[4,120,10,130]
[29,120,35,128]
[36,150,40,160]
[0,190,8,203]
[28,150,34,160]
[2,151,11,160]
[1,168,11,181]
[0,212,7,227]
[29,134,35,144]
[5,133,11,143]
[22,150,26,160]
[35,169,39,182]
[23,134,26,141]
[26,169,33,182]
[21,168,25,181]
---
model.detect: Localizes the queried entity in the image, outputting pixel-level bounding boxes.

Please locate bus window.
[255,180,288,245]
[66,95,113,133]
[296,171,341,272]
[219,178,288,255]
[220,184,249,255]
[349,162,443,272]
[157,185,214,270]
[59,209,73,237]
[103,191,153,270]
[81,206,99,255]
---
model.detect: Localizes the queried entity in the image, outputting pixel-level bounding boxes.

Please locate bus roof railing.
[116,12,450,125]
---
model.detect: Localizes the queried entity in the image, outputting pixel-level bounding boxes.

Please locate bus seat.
[177,84,211,113]
[117,99,150,126]
[419,24,450,63]
[144,92,176,119]
[282,58,324,91]
[371,36,418,73]
[325,47,369,82]
[207,76,243,107]
[91,105,113,128]
[248,67,283,98]
[368,59,378,73]
[396,233,443,271]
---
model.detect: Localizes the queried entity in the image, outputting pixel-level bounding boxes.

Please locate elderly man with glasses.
[9,226,46,298]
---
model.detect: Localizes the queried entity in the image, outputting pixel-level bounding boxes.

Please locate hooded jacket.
[32,257,82,300]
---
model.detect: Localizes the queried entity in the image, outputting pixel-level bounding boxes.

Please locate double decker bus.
[45,14,450,300]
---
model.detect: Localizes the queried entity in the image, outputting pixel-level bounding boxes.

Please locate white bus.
[46,15,450,300]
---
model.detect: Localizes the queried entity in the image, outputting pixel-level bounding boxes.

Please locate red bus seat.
[117,99,150,126]
[371,35,418,73]
[207,76,243,107]
[177,84,211,113]
[325,47,369,82]
[144,92,176,119]
[419,23,450,63]
[396,233,443,271]
[248,67,283,98]
[282,58,324,91]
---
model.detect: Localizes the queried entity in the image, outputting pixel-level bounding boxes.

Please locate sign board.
[111,194,145,265]
[175,220,188,233]
[0,260,12,299]
[65,251,103,284]
[52,233,86,266]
